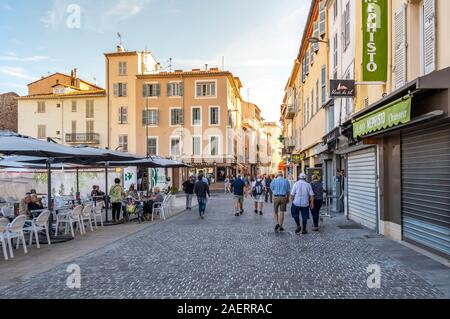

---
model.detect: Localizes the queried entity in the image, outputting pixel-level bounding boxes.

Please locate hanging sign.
[362,0,388,82]
[330,80,355,97]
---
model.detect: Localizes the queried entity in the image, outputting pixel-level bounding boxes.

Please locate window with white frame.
[147,137,158,156]
[143,109,158,126]
[118,106,128,124]
[394,4,407,89]
[306,98,310,123]
[422,0,436,75]
[37,125,46,139]
[343,2,350,51]
[143,83,160,97]
[209,106,219,125]
[119,62,127,76]
[192,136,201,155]
[118,135,128,152]
[170,108,183,126]
[333,0,338,21]
[321,65,327,104]
[86,120,94,134]
[209,136,219,156]
[196,81,216,97]
[71,101,77,112]
[86,100,94,118]
[333,33,338,79]
[192,107,201,126]
[113,83,127,97]
[167,82,183,97]
[37,101,45,113]
[170,137,181,156]
[313,21,319,52]
[316,80,319,112]
[319,1,326,36]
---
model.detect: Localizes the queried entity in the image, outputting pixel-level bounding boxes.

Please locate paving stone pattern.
[0,194,445,299]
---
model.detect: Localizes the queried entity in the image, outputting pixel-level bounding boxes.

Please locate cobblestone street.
[0,194,448,299]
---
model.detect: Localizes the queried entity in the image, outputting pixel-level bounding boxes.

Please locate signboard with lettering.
[353,96,411,138]
[330,80,355,97]
[362,0,388,82]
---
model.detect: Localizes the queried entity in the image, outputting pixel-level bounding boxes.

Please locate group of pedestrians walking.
[182,170,324,234]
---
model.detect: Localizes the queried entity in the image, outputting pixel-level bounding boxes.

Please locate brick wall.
[0,92,19,132]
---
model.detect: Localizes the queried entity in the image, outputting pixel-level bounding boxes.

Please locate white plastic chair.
[80,203,94,232]
[0,218,12,260]
[54,205,84,238]
[1,206,13,218]
[7,215,28,257]
[152,194,172,221]
[24,210,51,248]
[92,202,104,228]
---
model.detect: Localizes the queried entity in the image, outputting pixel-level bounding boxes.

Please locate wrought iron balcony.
[65,133,100,144]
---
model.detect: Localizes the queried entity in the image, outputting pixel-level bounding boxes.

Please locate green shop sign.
[362,0,388,82]
[353,96,411,138]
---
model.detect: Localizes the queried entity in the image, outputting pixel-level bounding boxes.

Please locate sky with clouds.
[0,0,310,121]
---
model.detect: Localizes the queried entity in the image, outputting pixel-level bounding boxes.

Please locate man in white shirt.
[290,173,315,234]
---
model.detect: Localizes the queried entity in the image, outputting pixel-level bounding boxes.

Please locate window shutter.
[113,83,118,97]
[155,110,159,125]
[319,2,326,37]
[394,5,407,89]
[156,83,161,96]
[167,83,172,97]
[123,83,127,97]
[305,52,309,75]
[180,82,184,96]
[313,21,320,52]
[180,109,184,125]
[423,0,436,74]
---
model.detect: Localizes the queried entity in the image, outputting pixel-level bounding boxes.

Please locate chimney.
[205,64,208,71]
[117,45,125,52]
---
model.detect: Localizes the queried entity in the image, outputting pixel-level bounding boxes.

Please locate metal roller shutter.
[401,122,450,257]
[347,147,378,231]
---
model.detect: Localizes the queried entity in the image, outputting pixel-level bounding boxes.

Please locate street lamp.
[308,37,329,47]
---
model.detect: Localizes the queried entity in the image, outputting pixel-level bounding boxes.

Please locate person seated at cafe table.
[19,193,32,217]
[28,194,44,213]
[145,187,165,219]
[127,184,138,198]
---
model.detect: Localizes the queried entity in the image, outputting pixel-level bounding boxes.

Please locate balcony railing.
[65,133,100,144]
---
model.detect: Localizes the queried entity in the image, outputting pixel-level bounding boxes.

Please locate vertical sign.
[150,168,166,190]
[123,167,137,191]
[362,0,388,82]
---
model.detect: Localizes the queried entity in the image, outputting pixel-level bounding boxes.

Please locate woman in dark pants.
[310,175,324,231]
[109,178,125,222]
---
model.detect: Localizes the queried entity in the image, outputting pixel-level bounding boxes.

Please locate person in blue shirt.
[230,174,248,216]
[270,171,291,232]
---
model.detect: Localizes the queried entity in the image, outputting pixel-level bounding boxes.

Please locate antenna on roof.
[117,32,122,46]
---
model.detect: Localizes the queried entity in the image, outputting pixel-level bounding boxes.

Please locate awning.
[353,96,411,138]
